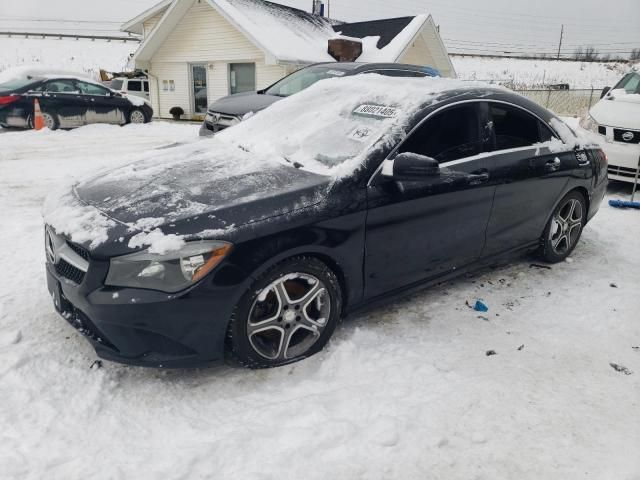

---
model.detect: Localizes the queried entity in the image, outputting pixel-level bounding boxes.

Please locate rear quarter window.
[127,81,142,92]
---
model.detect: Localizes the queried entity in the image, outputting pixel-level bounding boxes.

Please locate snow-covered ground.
[0,122,639,479]
[451,55,637,89]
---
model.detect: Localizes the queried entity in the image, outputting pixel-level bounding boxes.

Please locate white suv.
[109,77,150,101]
[581,71,640,183]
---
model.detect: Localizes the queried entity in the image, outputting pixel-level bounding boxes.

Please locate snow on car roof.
[0,66,104,87]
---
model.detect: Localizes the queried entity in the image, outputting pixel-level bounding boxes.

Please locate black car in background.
[199,62,440,135]
[0,72,153,130]
[44,76,607,369]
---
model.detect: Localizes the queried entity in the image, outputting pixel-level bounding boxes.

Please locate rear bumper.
[0,107,30,128]
[46,260,245,368]
[603,141,640,183]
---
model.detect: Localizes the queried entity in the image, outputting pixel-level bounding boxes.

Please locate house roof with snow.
[123,0,455,74]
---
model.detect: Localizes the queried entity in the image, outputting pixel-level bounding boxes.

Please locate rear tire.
[35,111,59,130]
[226,256,342,369]
[539,191,587,263]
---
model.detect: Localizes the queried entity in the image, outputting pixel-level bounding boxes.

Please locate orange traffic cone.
[33,98,45,130]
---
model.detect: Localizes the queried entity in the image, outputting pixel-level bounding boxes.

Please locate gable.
[149,1,264,64]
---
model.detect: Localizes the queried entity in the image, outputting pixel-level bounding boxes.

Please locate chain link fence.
[512,88,600,117]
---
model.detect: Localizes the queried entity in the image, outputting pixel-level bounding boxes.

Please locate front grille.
[55,258,86,284]
[613,128,640,144]
[207,111,239,129]
[608,165,640,179]
[66,241,90,261]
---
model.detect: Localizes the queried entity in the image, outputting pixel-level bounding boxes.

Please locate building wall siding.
[148,1,288,119]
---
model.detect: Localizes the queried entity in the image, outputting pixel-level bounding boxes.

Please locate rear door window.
[489,103,553,150]
[143,81,149,92]
[399,104,483,163]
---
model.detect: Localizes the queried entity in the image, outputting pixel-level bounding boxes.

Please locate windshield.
[216,75,465,178]
[110,79,124,91]
[264,65,352,98]
[613,72,640,94]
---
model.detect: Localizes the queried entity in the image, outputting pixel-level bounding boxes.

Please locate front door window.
[192,65,208,114]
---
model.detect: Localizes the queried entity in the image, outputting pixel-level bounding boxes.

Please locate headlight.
[106,241,232,293]
[579,114,599,134]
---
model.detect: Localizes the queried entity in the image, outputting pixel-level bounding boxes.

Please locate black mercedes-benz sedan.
[0,69,153,130]
[199,62,440,135]
[43,75,607,369]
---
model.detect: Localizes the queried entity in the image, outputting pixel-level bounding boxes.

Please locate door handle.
[467,169,490,185]
[545,158,561,172]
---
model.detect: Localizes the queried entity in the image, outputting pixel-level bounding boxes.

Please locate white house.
[121,0,456,120]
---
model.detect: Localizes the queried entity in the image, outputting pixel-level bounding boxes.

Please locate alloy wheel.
[130,110,146,124]
[549,198,583,255]
[42,113,56,130]
[247,273,331,361]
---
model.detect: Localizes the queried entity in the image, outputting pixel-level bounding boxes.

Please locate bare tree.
[584,46,599,61]
[573,47,584,60]
[631,48,640,61]
[573,46,600,62]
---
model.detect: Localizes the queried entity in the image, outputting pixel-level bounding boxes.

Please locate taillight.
[0,95,21,106]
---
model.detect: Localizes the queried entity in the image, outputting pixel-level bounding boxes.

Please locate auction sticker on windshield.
[353,104,399,119]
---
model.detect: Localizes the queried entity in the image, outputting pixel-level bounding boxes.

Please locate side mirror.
[382,152,440,181]
[600,86,611,99]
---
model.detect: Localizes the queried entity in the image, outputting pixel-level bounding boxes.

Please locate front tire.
[128,108,147,124]
[226,257,342,369]
[539,191,587,263]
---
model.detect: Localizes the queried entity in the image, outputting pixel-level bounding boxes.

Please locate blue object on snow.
[474,300,489,312]
[609,199,640,209]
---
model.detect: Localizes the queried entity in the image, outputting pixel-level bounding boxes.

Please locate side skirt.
[346,241,539,317]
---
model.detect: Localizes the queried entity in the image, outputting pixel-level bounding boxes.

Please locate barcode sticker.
[353,104,399,118]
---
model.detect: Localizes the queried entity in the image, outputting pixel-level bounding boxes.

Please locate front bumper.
[45,248,249,368]
[602,141,640,183]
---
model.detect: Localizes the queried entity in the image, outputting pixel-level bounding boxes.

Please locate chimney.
[312,0,325,16]
[328,38,363,62]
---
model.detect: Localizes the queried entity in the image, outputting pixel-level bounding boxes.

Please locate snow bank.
[452,55,635,89]
[0,37,137,79]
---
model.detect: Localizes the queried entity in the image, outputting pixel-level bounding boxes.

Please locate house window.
[162,80,169,92]
[229,63,256,95]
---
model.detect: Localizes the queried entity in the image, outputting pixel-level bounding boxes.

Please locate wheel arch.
[540,185,590,242]
[245,247,351,315]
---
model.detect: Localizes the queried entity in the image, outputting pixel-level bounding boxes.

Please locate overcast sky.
[1,0,638,57]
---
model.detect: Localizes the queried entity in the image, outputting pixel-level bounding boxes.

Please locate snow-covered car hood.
[207,91,281,116]
[590,93,640,130]
[44,138,331,251]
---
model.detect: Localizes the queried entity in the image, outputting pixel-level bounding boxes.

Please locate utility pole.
[557,24,564,59]
[327,0,331,19]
